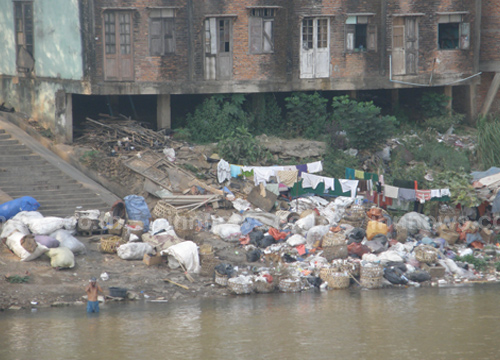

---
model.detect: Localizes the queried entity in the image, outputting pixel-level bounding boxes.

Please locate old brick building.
[0,0,493,142]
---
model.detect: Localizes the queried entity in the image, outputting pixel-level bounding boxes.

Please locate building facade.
[0,0,488,142]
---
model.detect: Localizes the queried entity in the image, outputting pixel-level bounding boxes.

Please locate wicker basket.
[415,245,438,264]
[319,267,336,281]
[214,270,228,287]
[278,277,303,293]
[254,279,275,293]
[322,245,348,261]
[326,272,350,289]
[99,235,126,254]
[152,200,178,220]
[228,277,254,295]
[200,256,220,277]
[125,220,144,236]
[348,262,361,277]
[360,276,382,289]
[439,229,459,245]
[360,264,384,278]
[340,206,368,228]
[322,232,345,247]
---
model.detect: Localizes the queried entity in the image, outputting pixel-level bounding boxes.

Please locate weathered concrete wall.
[0,3,17,75]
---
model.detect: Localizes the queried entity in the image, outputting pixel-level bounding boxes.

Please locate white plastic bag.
[50,229,86,255]
[212,224,241,242]
[305,225,330,247]
[293,213,316,235]
[397,212,431,235]
[47,247,75,269]
[5,231,49,261]
[227,213,244,225]
[12,211,44,226]
[287,234,306,247]
[0,219,30,239]
[163,148,176,162]
[117,242,154,260]
[29,216,77,235]
[150,218,172,235]
[377,250,404,264]
[161,240,200,273]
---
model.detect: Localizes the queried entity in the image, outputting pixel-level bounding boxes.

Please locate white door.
[392,19,406,75]
[300,18,330,79]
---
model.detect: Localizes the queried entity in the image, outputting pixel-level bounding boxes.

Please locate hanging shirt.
[323,177,335,191]
[441,188,451,197]
[302,173,324,190]
[253,167,277,186]
[217,159,231,183]
[339,179,359,198]
[416,190,432,203]
[277,170,298,187]
[307,161,323,173]
[345,168,355,180]
[399,188,416,201]
[230,164,242,178]
[296,164,307,176]
[354,169,364,180]
[384,185,399,199]
[430,189,441,199]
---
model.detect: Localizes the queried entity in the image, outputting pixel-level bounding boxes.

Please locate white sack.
[29,216,77,235]
[150,218,173,235]
[212,224,241,242]
[12,211,44,226]
[6,231,49,261]
[231,198,252,212]
[397,212,431,235]
[306,225,330,247]
[117,242,154,260]
[377,251,404,264]
[293,213,316,235]
[50,229,86,255]
[47,247,75,269]
[0,219,30,239]
[287,234,307,247]
[161,240,200,273]
[227,213,244,225]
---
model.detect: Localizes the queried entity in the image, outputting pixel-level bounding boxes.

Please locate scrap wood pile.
[74,114,168,152]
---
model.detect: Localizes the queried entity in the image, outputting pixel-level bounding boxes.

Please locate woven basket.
[199,244,213,255]
[99,235,126,254]
[254,279,275,293]
[322,232,345,247]
[360,264,384,278]
[415,245,438,264]
[214,270,228,287]
[323,245,348,261]
[360,276,382,289]
[348,262,361,277]
[319,267,336,281]
[278,277,303,293]
[326,272,350,289]
[125,220,144,236]
[152,200,178,220]
[228,278,254,295]
[200,256,219,277]
[439,229,459,245]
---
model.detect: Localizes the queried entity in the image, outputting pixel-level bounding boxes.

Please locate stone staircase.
[0,127,114,218]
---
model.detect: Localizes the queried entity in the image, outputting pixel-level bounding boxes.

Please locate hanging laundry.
[354,169,364,180]
[345,168,355,180]
[339,179,359,198]
[302,173,324,190]
[364,172,379,183]
[265,183,280,196]
[430,189,441,199]
[323,177,335,191]
[253,167,278,186]
[307,161,323,173]
[217,159,231,183]
[230,164,242,178]
[296,164,307,176]
[416,190,432,203]
[282,165,297,171]
[441,188,451,197]
[383,185,399,199]
[277,170,298,188]
[398,188,416,201]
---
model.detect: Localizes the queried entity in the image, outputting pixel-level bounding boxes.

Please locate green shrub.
[423,113,465,133]
[477,115,500,170]
[186,94,252,143]
[322,149,361,179]
[455,255,487,271]
[434,170,479,208]
[248,93,283,136]
[420,92,450,118]
[284,92,328,139]
[412,140,470,172]
[331,95,397,150]
[171,128,191,141]
[217,126,270,164]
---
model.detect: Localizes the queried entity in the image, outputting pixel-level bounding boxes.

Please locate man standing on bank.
[85,277,105,313]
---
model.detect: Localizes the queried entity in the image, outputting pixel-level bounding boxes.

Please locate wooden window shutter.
[150,19,162,55]
[367,24,377,51]
[249,16,262,53]
[209,18,217,55]
[164,18,175,53]
[345,24,355,51]
[460,22,470,49]
[263,19,274,52]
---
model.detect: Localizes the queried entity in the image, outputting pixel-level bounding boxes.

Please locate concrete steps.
[0,126,113,217]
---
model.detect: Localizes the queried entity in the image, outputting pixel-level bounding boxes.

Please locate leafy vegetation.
[284,92,328,139]
[248,93,283,136]
[420,92,450,118]
[423,113,464,133]
[477,115,500,170]
[434,170,479,208]
[5,275,30,283]
[454,255,488,271]
[217,126,270,164]
[323,149,361,179]
[79,150,103,170]
[331,95,397,150]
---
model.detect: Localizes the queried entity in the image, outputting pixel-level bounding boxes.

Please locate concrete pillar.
[65,93,73,143]
[349,90,358,100]
[391,89,399,110]
[481,72,500,118]
[465,84,478,124]
[157,94,171,130]
[108,95,119,116]
[444,86,453,112]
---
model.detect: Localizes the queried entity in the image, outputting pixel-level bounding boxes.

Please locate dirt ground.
[0,223,253,311]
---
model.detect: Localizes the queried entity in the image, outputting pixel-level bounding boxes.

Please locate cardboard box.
[143,253,163,266]
[421,263,446,279]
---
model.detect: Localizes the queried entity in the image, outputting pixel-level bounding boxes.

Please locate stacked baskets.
[322,232,348,261]
[414,245,438,264]
[278,277,303,293]
[199,244,219,277]
[360,263,384,289]
[340,205,368,228]
[99,235,126,254]
[152,200,178,220]
[228,276,254,295]
[326,272,350,290]
[215,270,229,287]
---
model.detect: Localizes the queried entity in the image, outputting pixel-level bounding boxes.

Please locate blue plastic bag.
[240,217,263,236]
[124,195,152,231]
[0,196,40,221]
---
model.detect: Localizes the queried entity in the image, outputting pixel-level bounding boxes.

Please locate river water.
[1,284,499,360]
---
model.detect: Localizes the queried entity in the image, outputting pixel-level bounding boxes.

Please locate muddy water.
[1,284,500,360]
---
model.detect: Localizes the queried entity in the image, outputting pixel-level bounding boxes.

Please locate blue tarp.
[471,167,500,181]
[0,196,40,221]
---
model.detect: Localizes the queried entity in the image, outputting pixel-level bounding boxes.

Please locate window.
[14,1,34,73]
[345,16,377,52]
[149,9,175,55]
[438,14,469,50]
[249,8,275,54]
[219,19,230,53]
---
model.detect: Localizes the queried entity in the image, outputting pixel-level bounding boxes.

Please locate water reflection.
[1,284,500,360]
